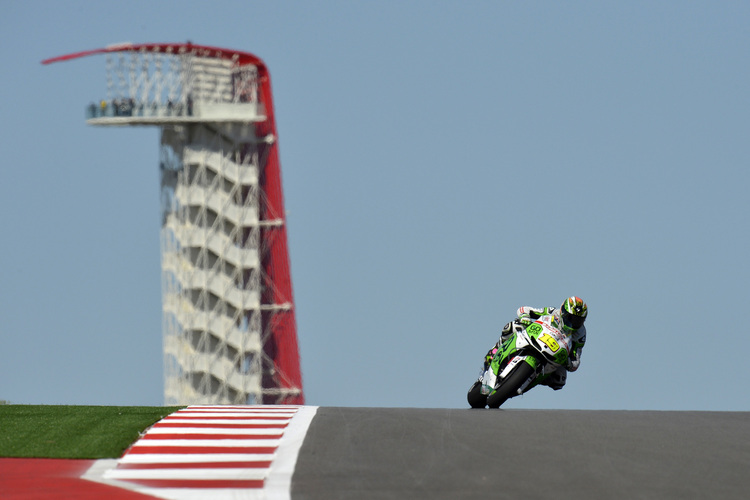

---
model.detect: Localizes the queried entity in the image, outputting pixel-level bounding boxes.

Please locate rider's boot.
[541,368,568,390]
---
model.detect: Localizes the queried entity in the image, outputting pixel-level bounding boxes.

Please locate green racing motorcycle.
[467,315,573,409]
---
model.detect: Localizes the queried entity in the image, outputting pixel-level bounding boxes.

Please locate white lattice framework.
[103,43,259,103]
[73,45,297,405]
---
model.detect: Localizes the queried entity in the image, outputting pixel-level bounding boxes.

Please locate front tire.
[486,361,535,409]
[467,380,487,408]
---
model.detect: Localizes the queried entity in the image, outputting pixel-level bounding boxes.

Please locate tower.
[44,43,304,405]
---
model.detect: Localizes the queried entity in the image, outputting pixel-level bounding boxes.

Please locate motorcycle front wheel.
[467,380,487,408]
[486,361,535,409]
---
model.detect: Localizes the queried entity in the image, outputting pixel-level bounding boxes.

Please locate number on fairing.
[539,333,560,352]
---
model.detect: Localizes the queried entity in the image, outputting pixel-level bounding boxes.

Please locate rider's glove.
[517,316,534,327]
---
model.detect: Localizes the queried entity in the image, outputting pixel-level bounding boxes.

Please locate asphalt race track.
[3,407,749,499]
[291,408,750,500]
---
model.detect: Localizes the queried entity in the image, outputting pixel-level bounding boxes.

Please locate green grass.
[0,405,183,459]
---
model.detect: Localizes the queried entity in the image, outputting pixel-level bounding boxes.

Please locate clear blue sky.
[1,1,748,411]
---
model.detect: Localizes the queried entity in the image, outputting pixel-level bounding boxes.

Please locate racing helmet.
[558,296,587,332]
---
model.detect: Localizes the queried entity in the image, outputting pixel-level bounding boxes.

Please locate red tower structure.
[44,43,304,405]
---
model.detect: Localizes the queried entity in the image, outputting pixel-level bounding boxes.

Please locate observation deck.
[85,99,266,126]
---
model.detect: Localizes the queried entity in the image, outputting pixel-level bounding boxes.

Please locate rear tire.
[467,380,487,408]
[486,361,536,409]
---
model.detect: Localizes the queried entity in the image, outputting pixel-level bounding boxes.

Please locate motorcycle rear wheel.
[486,361,535,409]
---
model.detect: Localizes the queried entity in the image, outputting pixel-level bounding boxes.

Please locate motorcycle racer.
[483,296,588,390]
